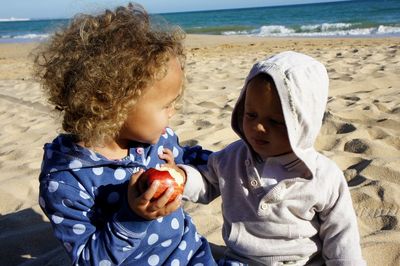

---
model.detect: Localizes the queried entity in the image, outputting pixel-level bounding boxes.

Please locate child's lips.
[252,138,269,145]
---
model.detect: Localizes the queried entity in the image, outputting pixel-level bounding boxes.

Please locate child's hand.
[159,148,187,183]
[127,169,182,220]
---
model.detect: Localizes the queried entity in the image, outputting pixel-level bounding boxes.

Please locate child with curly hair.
[35,3,217,265]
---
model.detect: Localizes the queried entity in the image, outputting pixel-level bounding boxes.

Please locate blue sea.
[1,0,399,43]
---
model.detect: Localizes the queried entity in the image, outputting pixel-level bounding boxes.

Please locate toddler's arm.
[318,172,366,266]
[162,147,222,204]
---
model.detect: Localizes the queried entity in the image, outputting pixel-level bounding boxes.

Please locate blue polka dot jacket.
[38,129,216,266]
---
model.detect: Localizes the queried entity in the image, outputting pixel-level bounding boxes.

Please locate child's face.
[243,75,292,158]
[119,56,183,145]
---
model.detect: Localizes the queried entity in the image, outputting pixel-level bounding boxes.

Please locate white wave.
[222,24,400,37]
[301,23,352,32]
[0,17,31,22]
[0,33,49,40]
[223,30,250,35]
[258,25,295,35]
[375,25,400,34]
[222,25,295,36]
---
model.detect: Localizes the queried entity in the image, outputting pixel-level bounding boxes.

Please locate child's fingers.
[140,180,160,202]
[147,186,175,212]
[159,148,174,164]
[157,195,182,216]
[163,148,173,156]
[129,169,144,187]
[166,194,182,211]
[148,197,181,218]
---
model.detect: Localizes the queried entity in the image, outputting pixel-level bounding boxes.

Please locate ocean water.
[1,0,399,42]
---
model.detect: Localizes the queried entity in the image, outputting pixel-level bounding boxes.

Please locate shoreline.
[1,34,400,46]
[1,34,399,57]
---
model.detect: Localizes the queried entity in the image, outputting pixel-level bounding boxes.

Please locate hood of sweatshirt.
[231,51,329,177]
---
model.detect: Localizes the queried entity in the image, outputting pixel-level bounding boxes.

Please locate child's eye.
[271,119,286,126]
[245,112,257,119]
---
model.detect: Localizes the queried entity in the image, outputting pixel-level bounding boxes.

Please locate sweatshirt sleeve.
[318,171,366,266]
[39,172,152,266]
[181,152,221,204]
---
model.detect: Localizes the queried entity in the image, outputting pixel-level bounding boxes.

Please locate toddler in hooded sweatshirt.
[164,51,366,266]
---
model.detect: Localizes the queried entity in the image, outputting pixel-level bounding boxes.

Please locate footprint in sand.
[353,179,399,232]
[337,123,357,134]
[339,74,353,81]
[367,128,389,139]
[198,101,220,109]
[180,139,199,147]
[344,139,369,154]
[169,119,185,127]
[344,96,361,101]
[194,119,212,130]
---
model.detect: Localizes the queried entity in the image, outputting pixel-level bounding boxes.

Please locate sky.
[0,0,349,19]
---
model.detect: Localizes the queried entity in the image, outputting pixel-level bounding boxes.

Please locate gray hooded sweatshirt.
[183,51,366,266]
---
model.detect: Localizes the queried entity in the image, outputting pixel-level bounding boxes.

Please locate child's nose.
[256,123,267,133]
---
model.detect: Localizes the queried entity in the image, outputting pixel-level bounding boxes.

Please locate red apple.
[143,167,185,203]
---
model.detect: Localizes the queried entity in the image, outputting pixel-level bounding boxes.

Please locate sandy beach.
[0,35,399,265]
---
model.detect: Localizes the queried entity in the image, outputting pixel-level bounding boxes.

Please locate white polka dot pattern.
[178,240,187,250]
[92,167,103,176]
[134,252,143,259]
[69,159,82,171]
[122,246,133,252]
[52,213,64,224]
[99,260,111,266]
[187,250,193,260]
[147,233,159,245]
[79,190,90,200]
[49,168,58,173]
[157,145,164,155]
[148,254,159,266]
[73,223,86,235]
[195,251,205,258]
[171,218,179,230]
[89,150,101,161]
[114,168,126,180]
[83,247,90,261]
[77,245,84,258]
[172,147,179,158]
[171,259,180,266]
[161,239,172,247]
[48,181,59,192]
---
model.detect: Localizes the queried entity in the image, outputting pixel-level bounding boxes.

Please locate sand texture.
[0,36,399,265]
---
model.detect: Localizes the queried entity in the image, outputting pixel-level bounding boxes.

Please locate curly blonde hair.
[34,3,185,146]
